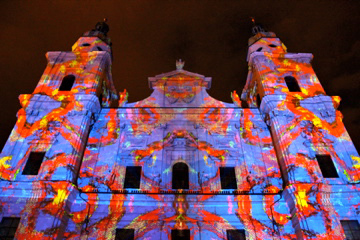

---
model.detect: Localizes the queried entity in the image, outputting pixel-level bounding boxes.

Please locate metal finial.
[250,17,256,26]
[176,59,185,70]
[94,19,110,35]
[251,18,265,35]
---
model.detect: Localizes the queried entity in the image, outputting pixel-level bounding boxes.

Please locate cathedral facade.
[0,21,359,240]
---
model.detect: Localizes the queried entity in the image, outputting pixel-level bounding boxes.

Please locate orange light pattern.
[0,24,358,240]
[242,30,359,239]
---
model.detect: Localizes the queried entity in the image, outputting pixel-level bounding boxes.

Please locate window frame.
[59,75,76,91]
[172,162,189,190]
[0,217,20,239]
[316,154,339,178]
[220,167,237,190]
[171,229,190,240]
[124,166,142,189]
[256,94,261,108]
[284,76,301,92]
[226,229,246,240]
[115,228,135,240]
[22,151,46,175]
[340,220,360,240]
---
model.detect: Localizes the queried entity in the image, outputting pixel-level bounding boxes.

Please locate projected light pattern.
[242,31,360,239]
[0,23,359,240]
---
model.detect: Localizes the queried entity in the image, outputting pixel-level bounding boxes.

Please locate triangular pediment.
[148,69,212,89]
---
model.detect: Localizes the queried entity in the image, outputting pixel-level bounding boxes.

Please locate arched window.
[172,162,189,189]
[284,76,301,92]
[59,75,75,91]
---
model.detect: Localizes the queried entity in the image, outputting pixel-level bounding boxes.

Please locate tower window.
[341,220,360,240]
[256,47,263,52]
[220,167,237,189]
[284,76,301,92]
[99,93,103,106]
[268,44,277,48]
[81,43,91,47]
[172,162,189,189]
[59,75,75,91]
[124,166,142,189]
[227,229,246,240]
[171,229,190,240]
[256,94,261,107]
[316,155,339,178]
[115,228,134,240]
[0,217,20,239]
[97,47,103,51]
[241,100,249,108]
[22,152,45,175]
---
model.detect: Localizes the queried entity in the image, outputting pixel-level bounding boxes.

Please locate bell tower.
[0,20,118,239]
[242,23,360,239]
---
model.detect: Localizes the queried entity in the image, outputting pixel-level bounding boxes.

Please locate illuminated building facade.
[0,21,359,240]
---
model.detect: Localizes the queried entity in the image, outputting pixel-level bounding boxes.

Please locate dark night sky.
[1,1,359,152]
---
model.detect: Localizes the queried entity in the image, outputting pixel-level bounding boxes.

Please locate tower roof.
[94,18,110,36]
[83,19,112,45]
[248,28,277,46]
[248,19,277,46]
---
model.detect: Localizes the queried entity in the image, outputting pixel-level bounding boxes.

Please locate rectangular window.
[316,154,339,178]
[341,220,360,240]
[227,229,246,240]
[171,229,190,240]
[220,167,237,189]
[124,166,141,189]
[256,94,261,108]
[115,228,134,240]
[0,217,20,239]
[22,152,45,175]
